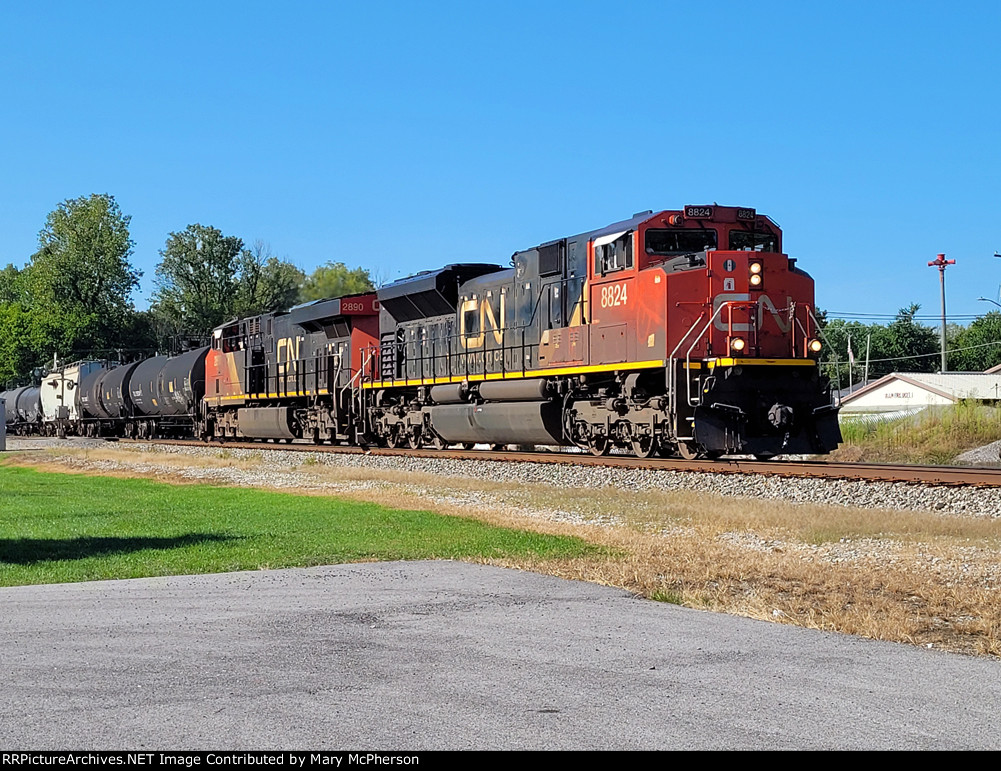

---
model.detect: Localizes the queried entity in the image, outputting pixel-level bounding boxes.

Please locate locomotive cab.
[581,205,839,458]
[640,207,838,458]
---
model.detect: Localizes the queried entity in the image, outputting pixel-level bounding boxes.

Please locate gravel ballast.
[8,437,1001,519]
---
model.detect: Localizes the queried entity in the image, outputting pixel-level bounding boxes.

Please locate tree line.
[820,304,1001,387]
[0,194,374,386]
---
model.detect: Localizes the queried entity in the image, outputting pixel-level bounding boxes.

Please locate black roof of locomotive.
[287,291,374,328]
[378,263,505,322]
[211,291,378,335]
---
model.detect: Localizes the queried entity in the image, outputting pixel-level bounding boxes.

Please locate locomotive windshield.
[645,228,718,256]
[728,230,779,252]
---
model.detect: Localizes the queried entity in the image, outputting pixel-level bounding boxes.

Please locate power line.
[824,339,1001,365]
[825,311,995,321]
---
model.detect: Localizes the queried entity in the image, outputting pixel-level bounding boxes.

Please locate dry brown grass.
[6,443,1001,657]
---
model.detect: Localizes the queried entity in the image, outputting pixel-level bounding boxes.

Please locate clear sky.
[1,1,998,325]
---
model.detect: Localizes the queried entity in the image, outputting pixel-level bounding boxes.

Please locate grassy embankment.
[831,403,1001,465]
[0,465,602,587]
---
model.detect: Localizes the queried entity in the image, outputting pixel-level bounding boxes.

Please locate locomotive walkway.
[2,562,1000,750]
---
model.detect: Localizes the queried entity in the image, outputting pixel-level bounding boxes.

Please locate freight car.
[1,349,209,439]
[0,385,42,436]
[205,205,840,459]
[40,359,108,436]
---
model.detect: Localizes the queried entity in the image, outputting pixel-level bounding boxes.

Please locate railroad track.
[118,438,1001,489]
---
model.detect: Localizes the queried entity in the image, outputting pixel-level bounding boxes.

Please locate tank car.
[79,366,113,434]
[0,386,42,435]
[356,205,840,459]
[121,348,208,438]
[99,360,141,423]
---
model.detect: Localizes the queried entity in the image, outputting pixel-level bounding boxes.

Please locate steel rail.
[110,438,1001,489]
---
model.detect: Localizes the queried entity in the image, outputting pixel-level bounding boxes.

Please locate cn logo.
[713,293,793,333]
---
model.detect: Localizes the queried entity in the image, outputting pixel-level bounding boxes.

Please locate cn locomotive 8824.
[204,204,841,459]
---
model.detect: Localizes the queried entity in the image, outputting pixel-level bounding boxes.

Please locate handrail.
[667,312,707,363]
[341,347,374,402]
[683,302,734,406]
[793,315,810,352]
[676,301,755,407]
[666,311,705,420]
[373,320,542,386]
[804,305,842,404]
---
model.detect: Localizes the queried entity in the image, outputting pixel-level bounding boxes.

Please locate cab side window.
[597,234,633,275]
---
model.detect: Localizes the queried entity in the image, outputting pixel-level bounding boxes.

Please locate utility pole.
[927,253,955,372]
[863,333,871,386]
[979,252,1001,307]
[992,252,1000,305]
[979,253,1001,307]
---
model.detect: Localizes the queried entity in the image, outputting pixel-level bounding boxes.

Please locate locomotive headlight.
[808,338,823,353]
[749,262,763,274]
[748,260,764,289]
[749,273,763,287]
[730,337,746,352]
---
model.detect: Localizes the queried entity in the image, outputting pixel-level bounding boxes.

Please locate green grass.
[0,466,601,587]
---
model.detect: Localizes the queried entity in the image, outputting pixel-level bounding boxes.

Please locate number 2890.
[600,283,628,308]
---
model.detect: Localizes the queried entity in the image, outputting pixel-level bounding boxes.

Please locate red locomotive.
[198,204,840,459]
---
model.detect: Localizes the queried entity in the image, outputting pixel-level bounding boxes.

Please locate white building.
[840,372,1001,417]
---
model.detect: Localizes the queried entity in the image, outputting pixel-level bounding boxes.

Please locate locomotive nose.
[767,403,794,429]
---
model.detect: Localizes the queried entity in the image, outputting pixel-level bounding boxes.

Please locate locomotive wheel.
[588,435,610,457]
[677,442,700,460]
[459,442,475,451]
[407,428,423,450]
[385,429,401,449]
[631,435,657,459]
[429,433,448,450]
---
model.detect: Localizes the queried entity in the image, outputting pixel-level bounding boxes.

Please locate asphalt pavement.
[1,561,998,750]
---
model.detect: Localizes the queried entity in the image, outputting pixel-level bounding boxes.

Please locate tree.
[151,228,311,346]
[820,304,939,385]
[0,303,34,386]
[26,193,140,354]
[300,261,374,302]
[233,240,304,318]
[950,312,1001,372]
[883,304,939,373]
[150,224,245,340]
[0,264,26,304]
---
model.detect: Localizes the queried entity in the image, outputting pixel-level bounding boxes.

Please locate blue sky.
[1,1,999,325]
